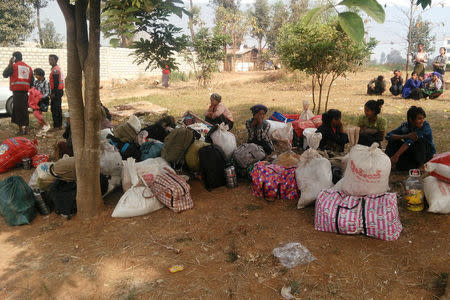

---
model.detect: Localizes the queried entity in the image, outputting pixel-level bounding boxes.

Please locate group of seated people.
[204,93,435,171]
[367,71,444,100]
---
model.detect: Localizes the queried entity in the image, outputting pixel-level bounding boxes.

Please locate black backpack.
[48,179,77,219]
[198,145,226,190]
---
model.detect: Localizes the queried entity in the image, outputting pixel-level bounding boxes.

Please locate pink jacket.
[28,87,43,110]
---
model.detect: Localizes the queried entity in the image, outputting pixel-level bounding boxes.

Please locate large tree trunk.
[57,0,103,218]
[37,7,43,47]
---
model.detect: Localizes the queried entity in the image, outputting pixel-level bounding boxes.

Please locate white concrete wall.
[0,46,194,86]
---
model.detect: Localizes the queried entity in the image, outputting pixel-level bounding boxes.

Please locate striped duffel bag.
[314,189,402,241]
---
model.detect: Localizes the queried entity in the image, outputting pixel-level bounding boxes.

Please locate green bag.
[0,176,36,226]
[161,128,195,164]
[113,122,137,143]
[185,140,210,172]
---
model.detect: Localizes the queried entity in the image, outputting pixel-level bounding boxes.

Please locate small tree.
[386,49,405,64]
[29,0,49,47]
[190,28,230,87]
[248,0,270,52]
[101,0,137,47]
[38,19,63,48]
[0,1,34,46]
[278,21,375,114]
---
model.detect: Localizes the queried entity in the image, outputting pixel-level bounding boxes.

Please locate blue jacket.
[402,78,422,98]
[386,121,436,155]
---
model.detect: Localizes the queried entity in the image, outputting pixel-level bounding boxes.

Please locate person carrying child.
[316,109,349,152]
[389,70,404,96]
[246,104,274,155]
[385,106,435,171]
[358,99,386,147]
[29,68,50,136]
[204,93,234,129]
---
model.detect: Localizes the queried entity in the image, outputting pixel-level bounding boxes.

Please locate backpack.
[141,124,169,142]
[109,137,141,160]
[185,140,210,172]
[147,168,193,213]
[48,179,77,219]
[198,145,226,190]
[0,176,36,226]
[140,141,164,161]
[232,143,266,169]
[161,128,195,165]
[250,161,299,201]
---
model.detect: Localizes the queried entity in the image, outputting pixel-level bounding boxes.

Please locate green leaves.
[416,0,432,9]
[338,0,385,23]
[302,4,333,26]
[338,12,365,42]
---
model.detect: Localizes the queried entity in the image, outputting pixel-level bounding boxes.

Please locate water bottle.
[404,169,424,212]
[224,165,238,188]
[33,189,50,215]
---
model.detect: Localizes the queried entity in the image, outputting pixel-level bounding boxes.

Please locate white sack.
[100,128,113,141]
[113,158,164,218]
[271,123,293,151]
[211,123,237,160]
[296,132,333,208]
[340,143,391,196]
[121,157,172,191]
[28,162,56,190]
[267,120,287,135]
[127,114,142,133]
[424,176,450,214]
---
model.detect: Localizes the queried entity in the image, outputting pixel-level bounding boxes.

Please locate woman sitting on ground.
[421,72,443,99]
[402,72,422,100]
[358,99,386,147]
[245,104,274,155]
[367,75,386,95]
[385,106,436,171]
[204,93,234,130]
[316,109,349,152]
[389,70,404,96]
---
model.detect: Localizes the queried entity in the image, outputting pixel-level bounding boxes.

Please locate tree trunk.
[317,75,323,115]
[188,0,196,42]
[325,75,337,113]
[57,0,103,218]
[37,7,43,47]
[405,0,414,80]
[311,75,316,113]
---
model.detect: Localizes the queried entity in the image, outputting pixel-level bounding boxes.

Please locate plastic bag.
[273,242,316,268]
[112,158,164,218]
[424,176,450,214]
[267,120,288,136]
[210,123,237,160]
[299,100,314,120]
[340,143,391,196]
[424,152,450,183]
[100,147,122,178]
[28,162,56,191]
[0,176,36,226]
[271,123,293,151]
[296,132,333,208]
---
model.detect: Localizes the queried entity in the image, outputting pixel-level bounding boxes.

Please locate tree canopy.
[410,16,435,54]
[38,19,63,48]
[0,1,34,46]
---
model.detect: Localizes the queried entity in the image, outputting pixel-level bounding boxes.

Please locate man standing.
[2,51,34,135]
[49,54,64,130]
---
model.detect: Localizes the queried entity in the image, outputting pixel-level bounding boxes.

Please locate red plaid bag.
[146,168,193,213]
[315,189,402,241]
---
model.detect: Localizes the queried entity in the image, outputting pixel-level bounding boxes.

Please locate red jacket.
[10,61,32,91]
[28,87,42,110]
[50,65,64,90]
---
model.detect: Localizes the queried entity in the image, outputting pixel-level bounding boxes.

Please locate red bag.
[292,120,315,138]
[32,154,50,168]
[311,115,322,128]
[0,137,38,173]
[28,87,42,110]
[424,152,450,183]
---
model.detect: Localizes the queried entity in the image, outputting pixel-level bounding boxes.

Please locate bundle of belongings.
[423,152,450,214]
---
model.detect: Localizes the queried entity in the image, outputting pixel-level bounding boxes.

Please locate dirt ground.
[0,69,449,299]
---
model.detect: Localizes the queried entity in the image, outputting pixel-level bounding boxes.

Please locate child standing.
[31,68,50,136]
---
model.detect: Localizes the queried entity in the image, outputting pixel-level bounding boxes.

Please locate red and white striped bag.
[314,189,402,241]
[146,168,193,213]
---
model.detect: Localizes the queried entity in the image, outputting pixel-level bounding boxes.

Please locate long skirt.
[413,63,425,77]
[162,73,169,87]
[11,91,29,126]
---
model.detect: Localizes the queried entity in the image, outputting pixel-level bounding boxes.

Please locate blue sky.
[37,0,450,62]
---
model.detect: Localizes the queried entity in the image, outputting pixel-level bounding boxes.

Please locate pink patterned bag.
[314,189,402,241]
[250,161,299,201]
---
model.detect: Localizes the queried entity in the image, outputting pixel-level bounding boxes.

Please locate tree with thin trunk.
[30,0,49,47]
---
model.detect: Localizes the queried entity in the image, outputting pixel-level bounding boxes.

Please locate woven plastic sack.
[0,176,36,226]
[424,152,450,183]
[0,137,38,173]
[423,176,450,214]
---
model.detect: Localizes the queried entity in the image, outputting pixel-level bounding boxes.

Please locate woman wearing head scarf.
[245,104,274,155]
[204,93,234,129]
[421,72,443,99]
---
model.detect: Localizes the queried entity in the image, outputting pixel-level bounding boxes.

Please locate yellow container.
[405,189,424,211]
